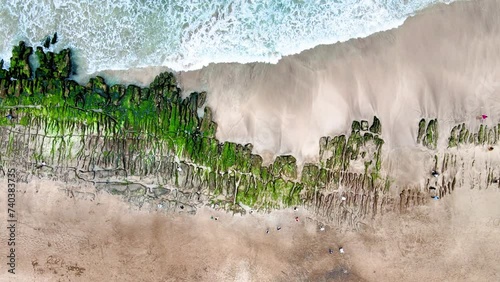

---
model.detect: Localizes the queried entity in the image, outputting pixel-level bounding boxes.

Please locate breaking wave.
[0,0,453,75]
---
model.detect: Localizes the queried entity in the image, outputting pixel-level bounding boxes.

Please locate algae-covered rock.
[272,155,297,179]
[301,163,320,188]
[425,119,438,149]
[319,136,328,159]
[200,107,217,138]
[373,135,384,147]
[459,124,469,144]
[361,120,369,131]
[487,128,495,144]
[220,142,237,171]
[363,132,373,143]
[10,41,33,79]
[0,60,8,79]
[88,76,108,98]
[477,124,486,145]
[43,36,51,49]
[53,48,72,78]
[450,123,499,147]
[417,119,426,144]
[35,47,51,78]
[0,40,399,218]
[351,120,361,132]
[448,125,459,147]
[33,46,72,80]
[244,143,253,153]
[346,130,362,161]
[417,118,438,149]
[369,116,381,134]
[51,32,58,45]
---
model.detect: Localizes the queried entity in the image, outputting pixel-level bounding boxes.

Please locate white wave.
[0,0,454,74]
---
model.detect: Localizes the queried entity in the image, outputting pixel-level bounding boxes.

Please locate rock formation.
[0,41,497,230]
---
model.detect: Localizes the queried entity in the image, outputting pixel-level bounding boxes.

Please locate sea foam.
[0,0,453,75]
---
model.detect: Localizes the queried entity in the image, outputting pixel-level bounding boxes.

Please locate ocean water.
[0,0,452,75]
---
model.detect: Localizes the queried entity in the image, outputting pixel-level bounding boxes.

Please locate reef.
[448,123,500,147]
[0,41,497,230]
[417,118,438,149]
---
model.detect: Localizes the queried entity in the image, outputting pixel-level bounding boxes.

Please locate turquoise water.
[0,0,451,75]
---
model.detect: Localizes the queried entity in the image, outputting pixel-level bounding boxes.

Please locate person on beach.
[477,114,488,123]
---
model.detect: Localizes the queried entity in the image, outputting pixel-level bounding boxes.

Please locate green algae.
[417,118,438,149]
[448,122,499,147]
[0,41,393,212]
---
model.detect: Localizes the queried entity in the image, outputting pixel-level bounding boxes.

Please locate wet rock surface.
[0,42,498,230]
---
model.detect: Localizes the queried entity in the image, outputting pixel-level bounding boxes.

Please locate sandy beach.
[0,158,499,281]
[1,0,500,281]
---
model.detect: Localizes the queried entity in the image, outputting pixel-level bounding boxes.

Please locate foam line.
[0,0,453,74]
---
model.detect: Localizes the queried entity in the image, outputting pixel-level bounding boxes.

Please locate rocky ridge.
[0,40,498,230]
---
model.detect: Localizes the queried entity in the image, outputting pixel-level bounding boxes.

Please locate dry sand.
[0,180,354,281]
[1,0,500,281]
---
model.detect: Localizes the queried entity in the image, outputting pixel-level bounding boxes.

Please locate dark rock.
[361,120,369,131]
[351,120,361,132]
[0,40,403,227]
[43,36,51,49]
[51,32,58,45]
[272,155,297,179]
[369,116,381,134]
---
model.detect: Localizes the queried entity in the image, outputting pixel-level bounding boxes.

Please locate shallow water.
[0,0,451,75]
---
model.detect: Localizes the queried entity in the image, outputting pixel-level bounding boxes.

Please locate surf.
[0,0,453,75]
